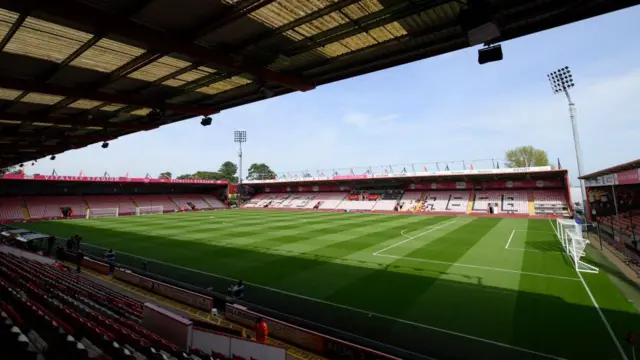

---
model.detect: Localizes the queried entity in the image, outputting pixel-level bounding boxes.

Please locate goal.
[86,208,119,219]
[555,219,598,273]
[136,206,163,216]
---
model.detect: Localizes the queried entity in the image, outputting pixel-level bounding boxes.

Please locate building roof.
[245,167,567,186]
[0,0,637,167]
[580,159,640,179]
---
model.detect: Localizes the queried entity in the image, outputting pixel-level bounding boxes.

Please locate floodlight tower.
[547,66,586,206]
[234,130,247,204]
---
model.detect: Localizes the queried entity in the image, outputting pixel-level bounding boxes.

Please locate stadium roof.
[0,0,637,168]
[580,158,640,179]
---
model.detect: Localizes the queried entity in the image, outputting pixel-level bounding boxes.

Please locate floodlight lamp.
[547,66,574,94]
[101,142,109,149]
[50,155,56,160]
[234,130,247,143]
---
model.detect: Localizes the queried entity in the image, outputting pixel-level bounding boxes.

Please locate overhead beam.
[18,0,314,91]
[0,75,217,116]
[188,0,277,39]
[0,111,157,130]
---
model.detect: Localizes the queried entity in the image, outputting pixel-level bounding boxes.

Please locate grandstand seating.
[398,191,423,212]
[598,211,640,240]
[502,192,529,214]
[372,190,403,211]
[533,191,570,216]
[24,196,87,219]
[200,196,225,209]
[313,193,348,210]
[423,191,468,213]
[0,197,24,221]
[170,195,210,210]
[337,199,377,211]
[131,195,178,212]
[278,193,317,208]
[0,249,196,360]
[84,196,136,215]
[472,191,528,214]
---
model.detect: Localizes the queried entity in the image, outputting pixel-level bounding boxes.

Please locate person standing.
[105,249,116,274]
[254,318,268,344]
[76,250,84,273]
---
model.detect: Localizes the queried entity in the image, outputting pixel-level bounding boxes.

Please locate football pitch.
[14,210,640,360]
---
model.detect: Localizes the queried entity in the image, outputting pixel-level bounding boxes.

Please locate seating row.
[0,195,226,221]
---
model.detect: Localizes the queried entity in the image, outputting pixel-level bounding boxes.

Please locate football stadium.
[1,1,640,360]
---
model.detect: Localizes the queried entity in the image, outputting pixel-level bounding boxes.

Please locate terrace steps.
[20,197,30,220]
[466,191,475,214]
[528,191,535,216]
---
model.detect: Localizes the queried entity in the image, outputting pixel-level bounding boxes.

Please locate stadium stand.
[0,197,25,221]
[132,195,178,212]
[84,196,137,215]
[422,191,468,213]
[25,196,87,219]
[201,196,225,209]
[314,193,348,210]
[472,191,528,214]
[0,250,192,360]
[170,195,211,210]
[372,190,404,211]
[278,193,317,208]
[398,191,423,212]
[533,190,570,216]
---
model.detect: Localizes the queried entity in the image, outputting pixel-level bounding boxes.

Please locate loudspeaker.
[478,44,503,65]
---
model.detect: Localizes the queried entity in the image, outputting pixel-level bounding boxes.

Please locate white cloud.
[343,112,399,127]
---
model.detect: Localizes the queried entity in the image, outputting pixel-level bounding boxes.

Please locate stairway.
[130,196,139,208]
[20,197,30,220]
[466,192,475,214]
[527,191,535,215]
[201,196,214,209]
[413,192,428,213]
[83,197,90,213]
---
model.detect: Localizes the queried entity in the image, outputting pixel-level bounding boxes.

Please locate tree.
[0,166,20,176]
[247,163,277,180]
[176,174,195,180]
[505,146,550,168]
[194,171,222,180]
[217,161,238,183]
[159,171,172,179]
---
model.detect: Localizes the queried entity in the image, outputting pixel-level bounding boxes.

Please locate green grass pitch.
[14,210,640,360]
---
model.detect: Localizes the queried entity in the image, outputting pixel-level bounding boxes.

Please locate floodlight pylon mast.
[234,130,247,206]
[548,66,586,208]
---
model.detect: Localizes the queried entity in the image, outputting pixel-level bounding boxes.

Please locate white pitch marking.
[547,218,628,360]
[94,249,567,360]
[505,229,515,249]
[375,253,580,281]
[374,220,457,256]
[506,248,563,254]
[400,229,412,238]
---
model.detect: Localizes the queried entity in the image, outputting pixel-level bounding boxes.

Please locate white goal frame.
[555,219,598,273]
[136,206,164,216]
[86,208,119,219]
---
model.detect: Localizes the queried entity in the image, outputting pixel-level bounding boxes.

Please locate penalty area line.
[374,253,580,282]
[505,229,515,249]
[375,220,457,256]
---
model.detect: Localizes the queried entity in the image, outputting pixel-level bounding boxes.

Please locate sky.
[25,6,640,185]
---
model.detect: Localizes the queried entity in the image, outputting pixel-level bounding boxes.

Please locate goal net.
[136,206,163,216]
[86,208,119,219]
[556,219,598,273]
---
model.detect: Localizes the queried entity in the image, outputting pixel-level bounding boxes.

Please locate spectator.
[105,249,116,274]
[74,235,82,250]
[228,280,244,298]
[254,318,268,344]
[76,250,84,273]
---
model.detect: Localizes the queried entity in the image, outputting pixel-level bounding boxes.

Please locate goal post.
[556,219,598,273]
[136,206,163,216]
[86,208,119,219]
